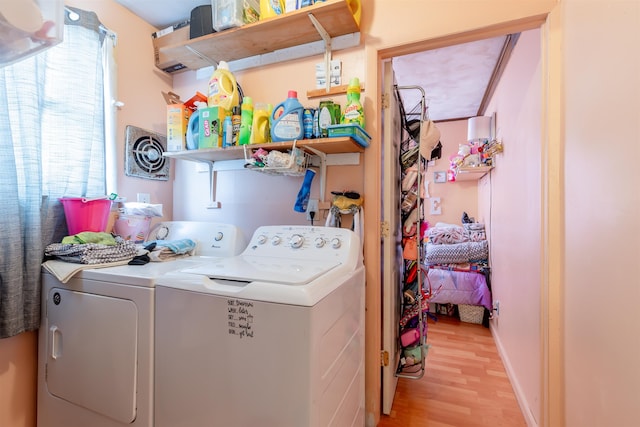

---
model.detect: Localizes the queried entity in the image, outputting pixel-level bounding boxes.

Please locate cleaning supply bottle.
[271,90,304,142]
[341,77,364,127]
[260,0,284,19]
[251,103,271,144]
[231,106,241,145]
[222,115,233,147]
[294,169,316,213]
[207,61,239,112]
[238,96,253,145]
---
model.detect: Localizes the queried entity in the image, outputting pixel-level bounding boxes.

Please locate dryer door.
[45,287,138,424]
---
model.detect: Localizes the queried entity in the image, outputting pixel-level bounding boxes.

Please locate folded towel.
[146,239,196,255]
[42,259,130,283]
[45,236,138,264]
[61,232,118,245]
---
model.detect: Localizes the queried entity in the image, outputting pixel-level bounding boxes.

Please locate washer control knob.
[156,225,170,240]
[331,238,342,249]
[214,232,224,241]
[271,236,282,246]
[314,237,325,248]
[256,234,268,245]
[290,234,304,248]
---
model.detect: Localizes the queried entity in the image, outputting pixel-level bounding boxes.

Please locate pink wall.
[483,28,543,425]
[563,1,640,425]
[0,333,37,427]
[424,120,480,227]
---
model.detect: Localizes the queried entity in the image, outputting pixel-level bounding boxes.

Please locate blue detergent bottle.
[271,90,305,142]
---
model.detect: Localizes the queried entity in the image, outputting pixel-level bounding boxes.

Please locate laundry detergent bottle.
[250,103,271,144]
[207,61,239,112]
[238,96,253,145]
[341,77,364,127]
[271,90,304,142]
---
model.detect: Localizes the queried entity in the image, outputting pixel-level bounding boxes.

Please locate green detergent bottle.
[341,77,364,127]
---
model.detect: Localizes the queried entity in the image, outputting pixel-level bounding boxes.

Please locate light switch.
[429,197,442,215]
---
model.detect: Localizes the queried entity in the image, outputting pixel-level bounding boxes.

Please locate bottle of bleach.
[270,90,304,142]
[207,61,239,112]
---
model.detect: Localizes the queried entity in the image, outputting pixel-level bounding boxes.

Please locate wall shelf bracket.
[304,145,327,204]
[205,161,221,209]
[308,12,332,93]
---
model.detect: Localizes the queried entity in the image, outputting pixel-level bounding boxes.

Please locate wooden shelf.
[455,166,493,181]
[162,137,365,163]
[160,0,360,71]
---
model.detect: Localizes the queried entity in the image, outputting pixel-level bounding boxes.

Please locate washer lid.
[181,255,341,285]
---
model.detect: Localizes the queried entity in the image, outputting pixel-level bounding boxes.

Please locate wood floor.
[377,314,526,427]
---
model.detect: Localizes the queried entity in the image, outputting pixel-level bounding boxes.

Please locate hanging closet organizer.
[394,85,441,380]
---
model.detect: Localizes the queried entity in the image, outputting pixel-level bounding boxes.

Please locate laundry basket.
[114,215,152,243]
[458,304,484,324]
[59,197,112,235]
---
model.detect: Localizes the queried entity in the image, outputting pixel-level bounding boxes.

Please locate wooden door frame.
[365,11,564,427]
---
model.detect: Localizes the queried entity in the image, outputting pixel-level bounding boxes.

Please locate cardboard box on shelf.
[165,91,207,151]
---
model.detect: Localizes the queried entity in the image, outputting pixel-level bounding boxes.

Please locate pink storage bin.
[59,197,112,235]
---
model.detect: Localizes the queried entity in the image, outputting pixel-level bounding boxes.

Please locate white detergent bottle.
[207,61,239,112]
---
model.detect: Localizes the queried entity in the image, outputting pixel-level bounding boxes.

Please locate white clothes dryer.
[154,225,365,427]
[37,221,246,427]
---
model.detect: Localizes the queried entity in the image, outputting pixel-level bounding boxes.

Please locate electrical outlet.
[137,193,150,203]
[306,199,319,221]
[493,300,500,316]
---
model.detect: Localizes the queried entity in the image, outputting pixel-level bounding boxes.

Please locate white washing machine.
[154,225,365,427]
[37,221,246,427]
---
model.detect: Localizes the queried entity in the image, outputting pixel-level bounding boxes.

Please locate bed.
[423,223,492,322]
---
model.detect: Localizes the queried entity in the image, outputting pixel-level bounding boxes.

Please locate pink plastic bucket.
[59,197,112,235]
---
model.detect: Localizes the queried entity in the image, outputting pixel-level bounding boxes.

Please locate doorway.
[378,25,546,427]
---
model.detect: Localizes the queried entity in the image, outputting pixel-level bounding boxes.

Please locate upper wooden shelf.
[162,137,365,163]
[160,0,360,71]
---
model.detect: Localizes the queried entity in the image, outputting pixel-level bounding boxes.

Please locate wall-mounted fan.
[124,125,169,181]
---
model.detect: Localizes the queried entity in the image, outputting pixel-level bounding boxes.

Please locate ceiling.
[114,0,514,122]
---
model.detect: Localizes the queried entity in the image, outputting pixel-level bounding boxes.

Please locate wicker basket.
[458,304,484,324]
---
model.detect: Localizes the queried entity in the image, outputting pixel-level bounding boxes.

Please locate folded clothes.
[425,240,489,265]
[61,232,117,245]
[45,236,137,264]
[427,222,486,244]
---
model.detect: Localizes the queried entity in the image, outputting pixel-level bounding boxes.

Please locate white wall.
[563,1,640,425]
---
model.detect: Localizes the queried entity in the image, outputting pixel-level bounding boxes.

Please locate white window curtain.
[0,7,111,338]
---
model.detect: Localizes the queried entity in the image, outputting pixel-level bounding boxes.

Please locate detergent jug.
[207,61,239,112]
[340,77,364,127]
[271,90,304,142]
[260,0,284,19]
[250,103,271,144]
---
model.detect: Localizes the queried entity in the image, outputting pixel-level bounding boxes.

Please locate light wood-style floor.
[377,315,526,427]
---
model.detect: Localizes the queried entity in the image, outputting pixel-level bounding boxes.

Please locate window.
[0,7,114,338]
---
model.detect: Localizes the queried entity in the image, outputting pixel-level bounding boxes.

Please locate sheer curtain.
[0,7,110,338]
